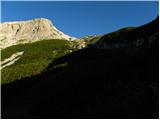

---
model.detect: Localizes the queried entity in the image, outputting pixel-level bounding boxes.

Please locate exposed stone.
[0,51,24,69]
[0,18,76,49]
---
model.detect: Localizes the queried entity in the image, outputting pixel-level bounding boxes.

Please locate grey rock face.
[0,18,76,49]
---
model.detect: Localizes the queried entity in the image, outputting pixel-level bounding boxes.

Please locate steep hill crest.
[0,18,76,49]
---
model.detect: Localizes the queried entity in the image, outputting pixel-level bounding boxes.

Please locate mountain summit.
[0,18,76,49]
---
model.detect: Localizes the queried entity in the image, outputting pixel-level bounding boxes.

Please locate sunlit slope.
[1,39,76,84]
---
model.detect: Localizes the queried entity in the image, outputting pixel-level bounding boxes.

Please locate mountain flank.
[0,18,76,49]
[2,17,159,118]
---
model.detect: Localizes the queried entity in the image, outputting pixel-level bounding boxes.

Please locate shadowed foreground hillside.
[2,17,159,119]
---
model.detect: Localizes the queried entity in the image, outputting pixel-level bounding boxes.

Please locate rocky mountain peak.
[0,18,76,49]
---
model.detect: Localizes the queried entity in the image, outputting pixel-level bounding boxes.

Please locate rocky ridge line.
[0,18,76,49]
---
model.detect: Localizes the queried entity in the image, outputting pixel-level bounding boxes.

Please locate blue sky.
[1,1,158,38]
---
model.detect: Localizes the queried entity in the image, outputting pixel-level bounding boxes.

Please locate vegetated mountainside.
[0,18,76,49]
[1,39,81,84]
[2,17,159,119]
[1,31,99,84]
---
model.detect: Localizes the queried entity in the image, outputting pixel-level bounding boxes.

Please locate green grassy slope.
[1,39,76,84]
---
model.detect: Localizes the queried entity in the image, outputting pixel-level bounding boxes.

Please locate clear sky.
[1,1,159,38]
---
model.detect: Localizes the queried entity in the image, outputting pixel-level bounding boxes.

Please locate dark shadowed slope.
[2,17,159,119]
[96,16,158,49]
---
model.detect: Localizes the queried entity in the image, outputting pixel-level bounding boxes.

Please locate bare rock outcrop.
[0,51,24,70]
[0,18,76,49]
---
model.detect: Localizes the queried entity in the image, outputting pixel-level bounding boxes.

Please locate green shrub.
[1,39,76,84]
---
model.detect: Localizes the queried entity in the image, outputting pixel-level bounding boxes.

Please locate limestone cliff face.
[0,18,76,49]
